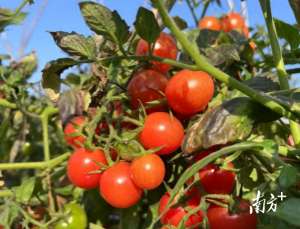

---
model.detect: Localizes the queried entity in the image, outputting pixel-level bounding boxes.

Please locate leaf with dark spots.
[196,29,220,49]
[227,30,248,45]
[244,77,280,92]
[173,16,188,30]
[182,97,255,154]
[50,31,96,59]
[182,97,280,154]
[204,44,240,66]
[79,2,129,45]
[42,58,81,94]
[58,89,91,125]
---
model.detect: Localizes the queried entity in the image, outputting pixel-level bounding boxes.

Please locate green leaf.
[274,18,300,50]
[50,31,96,59]
[55,185,74,196]
[173,16,188,30]
[15,177,36,204]
[244,77,280,92]
[10,52,37,79]
[276,198,300,227]
[42,58,80,93]
[289,0,300,25]
[89,224,105,229]
[143,202,160,229]
[255,122,289,146]
[134,7,160,43]
[0,8,27,32]
[164,0,176,11]
[279,165,298,188]
[79,2,129,45]
[196,29,220,49]
[83,189,113,226]
[270,88,300,116]
[120,204,142,229]
[204,44,240,66]
[0,201,19,228]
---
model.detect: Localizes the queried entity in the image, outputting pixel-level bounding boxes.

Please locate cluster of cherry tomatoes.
[63,11,257,228]
[199,12,249,38]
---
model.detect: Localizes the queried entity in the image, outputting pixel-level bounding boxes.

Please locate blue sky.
[0,0,296,83]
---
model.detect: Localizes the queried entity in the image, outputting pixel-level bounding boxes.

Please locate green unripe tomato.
[22,142,33,156]
[54,203,87,229]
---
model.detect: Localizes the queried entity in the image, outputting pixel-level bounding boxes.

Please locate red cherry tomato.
[198,16,221,31]
[165,70,214,116]
[64,116,86,148]
[198,162,236,194]
[159,189,203,228]
[207,200,257,229]
[127,69,168,113]
[67,148,107,189]
[139,112,184,155]
[136,32,178,73]
[100,162,142,208]
[221,12,246,33]
[130,154,165,190]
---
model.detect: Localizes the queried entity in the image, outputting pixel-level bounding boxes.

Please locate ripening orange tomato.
[221,12,246,33]
[198,16,222,31]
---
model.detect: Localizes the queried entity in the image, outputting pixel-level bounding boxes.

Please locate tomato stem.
[14,0,31,15]
[152,0,299,122]
[40,107,58,213]
[259,0,300,148]
[97,55,198,71]
[0,189,13,197]
[0,152,70,170]
[0,98,17,109]
[40,107,58,162]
